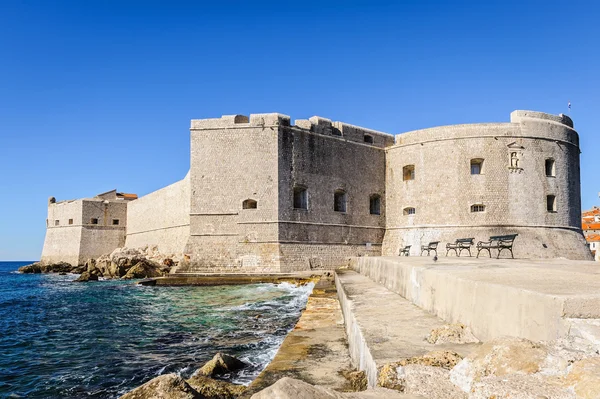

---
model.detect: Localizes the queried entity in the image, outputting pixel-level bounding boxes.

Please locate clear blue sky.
[0,0,598,261]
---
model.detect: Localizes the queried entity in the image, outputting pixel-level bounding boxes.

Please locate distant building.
[40,110,593,270]
[582,202,600,261]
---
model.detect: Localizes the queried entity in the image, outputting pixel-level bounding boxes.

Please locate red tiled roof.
[587,233,600,242]
[583,223,600,230]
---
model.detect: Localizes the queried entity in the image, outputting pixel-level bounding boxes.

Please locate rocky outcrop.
[18,263,43,273]
[18,262,72,274]
[74,271,98,282]
[119,374,202,399]
[186,375,245,399]
[95,246,179,279]
[196,353,249,378]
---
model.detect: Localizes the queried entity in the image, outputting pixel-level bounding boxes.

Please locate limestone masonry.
[41,110,593,271]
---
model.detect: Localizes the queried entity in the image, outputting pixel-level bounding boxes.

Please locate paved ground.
[352,256,600,342]
[242,275,357,398]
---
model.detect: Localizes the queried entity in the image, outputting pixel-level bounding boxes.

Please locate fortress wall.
[383,112,591,260]
[78,200,127,262]
[41,200,83,265]
[125,174,190,254]
[183,114,283,272]
[276,125,389,270]
[78,227,126,264]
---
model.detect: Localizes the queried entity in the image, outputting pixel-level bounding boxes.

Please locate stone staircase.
[335,269,478,389]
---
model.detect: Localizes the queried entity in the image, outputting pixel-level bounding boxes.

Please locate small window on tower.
[242,199,257,209]
[364,134,374,144]
[545,159,555,177]
[547,195,557,212]
[293,186,308,210]
[54,220,59,226]
[403,207,416,215]
[403,165,415,181]
[112,219,120,225]
[471,204,485,213]
[369,194,381,215]
[91,218,99,225]
[471,158,484,175]
[68,219,73,225]
[334,190,347,213]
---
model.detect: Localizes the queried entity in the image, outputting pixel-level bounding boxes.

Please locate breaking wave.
[0,262,313,398]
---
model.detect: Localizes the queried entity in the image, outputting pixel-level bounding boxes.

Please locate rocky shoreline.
[18,246,181,281]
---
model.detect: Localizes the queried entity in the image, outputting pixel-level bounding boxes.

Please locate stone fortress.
[41,110,593,272]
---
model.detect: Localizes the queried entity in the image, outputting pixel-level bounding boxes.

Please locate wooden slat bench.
[476,234,518,259]
[420,241,439,257]
[399,245,411,256]
[445,238,474,257]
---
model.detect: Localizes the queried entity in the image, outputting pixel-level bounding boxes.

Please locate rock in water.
[41,262,74,273]
[19,262,74,274]
[122,260,164,279]
[186,375,245,399]
[74,271,98,282]
[18,262,42,273]
[196,353,248,377]
[119,374,202,399]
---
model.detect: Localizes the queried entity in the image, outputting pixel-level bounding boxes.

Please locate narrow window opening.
[91,218,99,225]
[68,219,73,225]
[545,159,555,177]
[112,219,120,225]
[547,195,556,212]
[471,158,484,175]
[334,190,347,213]
[242,199,257,209]
[471,204,485,212]
[364,134,374,144]
[403,207,416,215]
[403,165,415,181]
[54,220,59,226]
[370,194,381,215]
[293,187,308,210]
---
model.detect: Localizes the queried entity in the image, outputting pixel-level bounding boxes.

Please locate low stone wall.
[351,256,600,342]
[382,226,592,260]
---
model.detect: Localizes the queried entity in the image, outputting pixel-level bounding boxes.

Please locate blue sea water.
[0,261,313,398]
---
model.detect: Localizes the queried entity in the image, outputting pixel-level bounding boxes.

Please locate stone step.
[335,269,477,388]
[351,256,600,344]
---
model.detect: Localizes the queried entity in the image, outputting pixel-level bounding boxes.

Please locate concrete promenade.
[350,256,600,343]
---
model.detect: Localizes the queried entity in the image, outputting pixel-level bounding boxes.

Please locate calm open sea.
[0,261,312,398]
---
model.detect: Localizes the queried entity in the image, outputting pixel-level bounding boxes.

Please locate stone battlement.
[510,110,574,128]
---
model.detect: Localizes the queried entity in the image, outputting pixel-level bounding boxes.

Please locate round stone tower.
[382,110,591,260]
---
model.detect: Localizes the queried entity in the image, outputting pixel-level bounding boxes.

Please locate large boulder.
[196,353,248,378]
[427,324,479,345]
[85,259,103,277]
[186,375,245,399]
[122,260,164,280]
[74,271,98,282]
[119,374,202,399]
[378,351,463,392]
